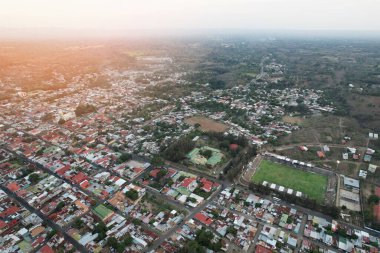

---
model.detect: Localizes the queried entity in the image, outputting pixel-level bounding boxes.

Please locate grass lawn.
[252,160,327,203]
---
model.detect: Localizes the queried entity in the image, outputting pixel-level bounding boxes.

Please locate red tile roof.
[80,180,90,189]
[181,178,196,188]
[150,168,160,178]
[7,182,20,192]
[0,206,20,218]
[0,162,11,169]
[200,178,213,192]
[194,212,213,226]
[55,165,70,175]
[229,144,239,151]
[255,245,272,253]
[0,220,7,229]
[32,236,44,247]
[72,172,88,184]
[133,167,144,174]
[40,245,55,253]
[317,151,325,158]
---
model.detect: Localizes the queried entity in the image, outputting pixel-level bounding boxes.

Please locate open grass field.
[251,160,328,202]
[185,116,229,133]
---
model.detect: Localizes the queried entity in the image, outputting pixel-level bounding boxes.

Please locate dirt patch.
[282,116,304,125]
[185,116,229,133]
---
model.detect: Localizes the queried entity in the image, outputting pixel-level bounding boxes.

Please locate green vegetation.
[75,103,97,117]
[117,152,132,164]
[94,221,108,241]
[178,228,222,253]
[106,235,133,253]
[28,173,40,184]
[125,189,139,201]
[93,204,113,220]
[72,218,84,229]
[251,160,327,202]
[187,146,223,167]
[55,201,65,212]
[151,155,164,166]
[163,137,195,162]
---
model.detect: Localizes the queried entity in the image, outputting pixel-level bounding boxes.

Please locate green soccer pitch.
[251,160,328,203]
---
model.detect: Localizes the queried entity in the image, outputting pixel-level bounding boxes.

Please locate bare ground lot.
[185,116,229,133]
[278,115,368,147]
[282,116,304,125]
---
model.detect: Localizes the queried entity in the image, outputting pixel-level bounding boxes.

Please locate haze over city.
[1,0,380,38]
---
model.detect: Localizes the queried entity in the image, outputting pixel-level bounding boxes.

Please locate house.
[194,212,213,226]
[7,182,20,192]
[364,154,372,162]
[299,146,308,151]
[317,151,325,159]
[255,245,272,253]
[71,172,88,185]
[39,245,54,253]
[342,153,348,160]
[149,168,160,178]
[369,133,379,140]
[323,145,330,152]
[180,178,198,192]
[199,178,213,192]
[343,176,359,190]
[368,164,377,173]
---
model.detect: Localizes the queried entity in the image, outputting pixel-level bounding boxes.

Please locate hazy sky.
[1,0,380,36]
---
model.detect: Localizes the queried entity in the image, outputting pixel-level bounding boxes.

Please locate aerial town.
[1,36,380,253]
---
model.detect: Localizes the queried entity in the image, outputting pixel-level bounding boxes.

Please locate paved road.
[4,125,379,252]
[0,184,89,253]
[143,184,224,252]
[234,183,380,238]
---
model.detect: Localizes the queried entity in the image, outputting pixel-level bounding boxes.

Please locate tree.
[46,229,57,240]
[187,197,197,203]
[368,195,380,205]
[94,221,108,241]
[58,118,66,125]
[162,137,195,162]
[195,229,214,247]
[209,78,226,90]
[75,104,97,117]
[55,201,65,212]
[73,218,84,229]
[151,155,164,167]
[157,169,168,179]
[123,234,133,247]
[227,226,237,236]
[29,173,40,184]
[36,148,45,156]
[106,237,119,249]
[178,240,206,253]
[199,149,213,159]
[125,189,139,201]
[118,152,132,164]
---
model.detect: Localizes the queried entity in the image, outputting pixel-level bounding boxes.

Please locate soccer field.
[251,160,327,202]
